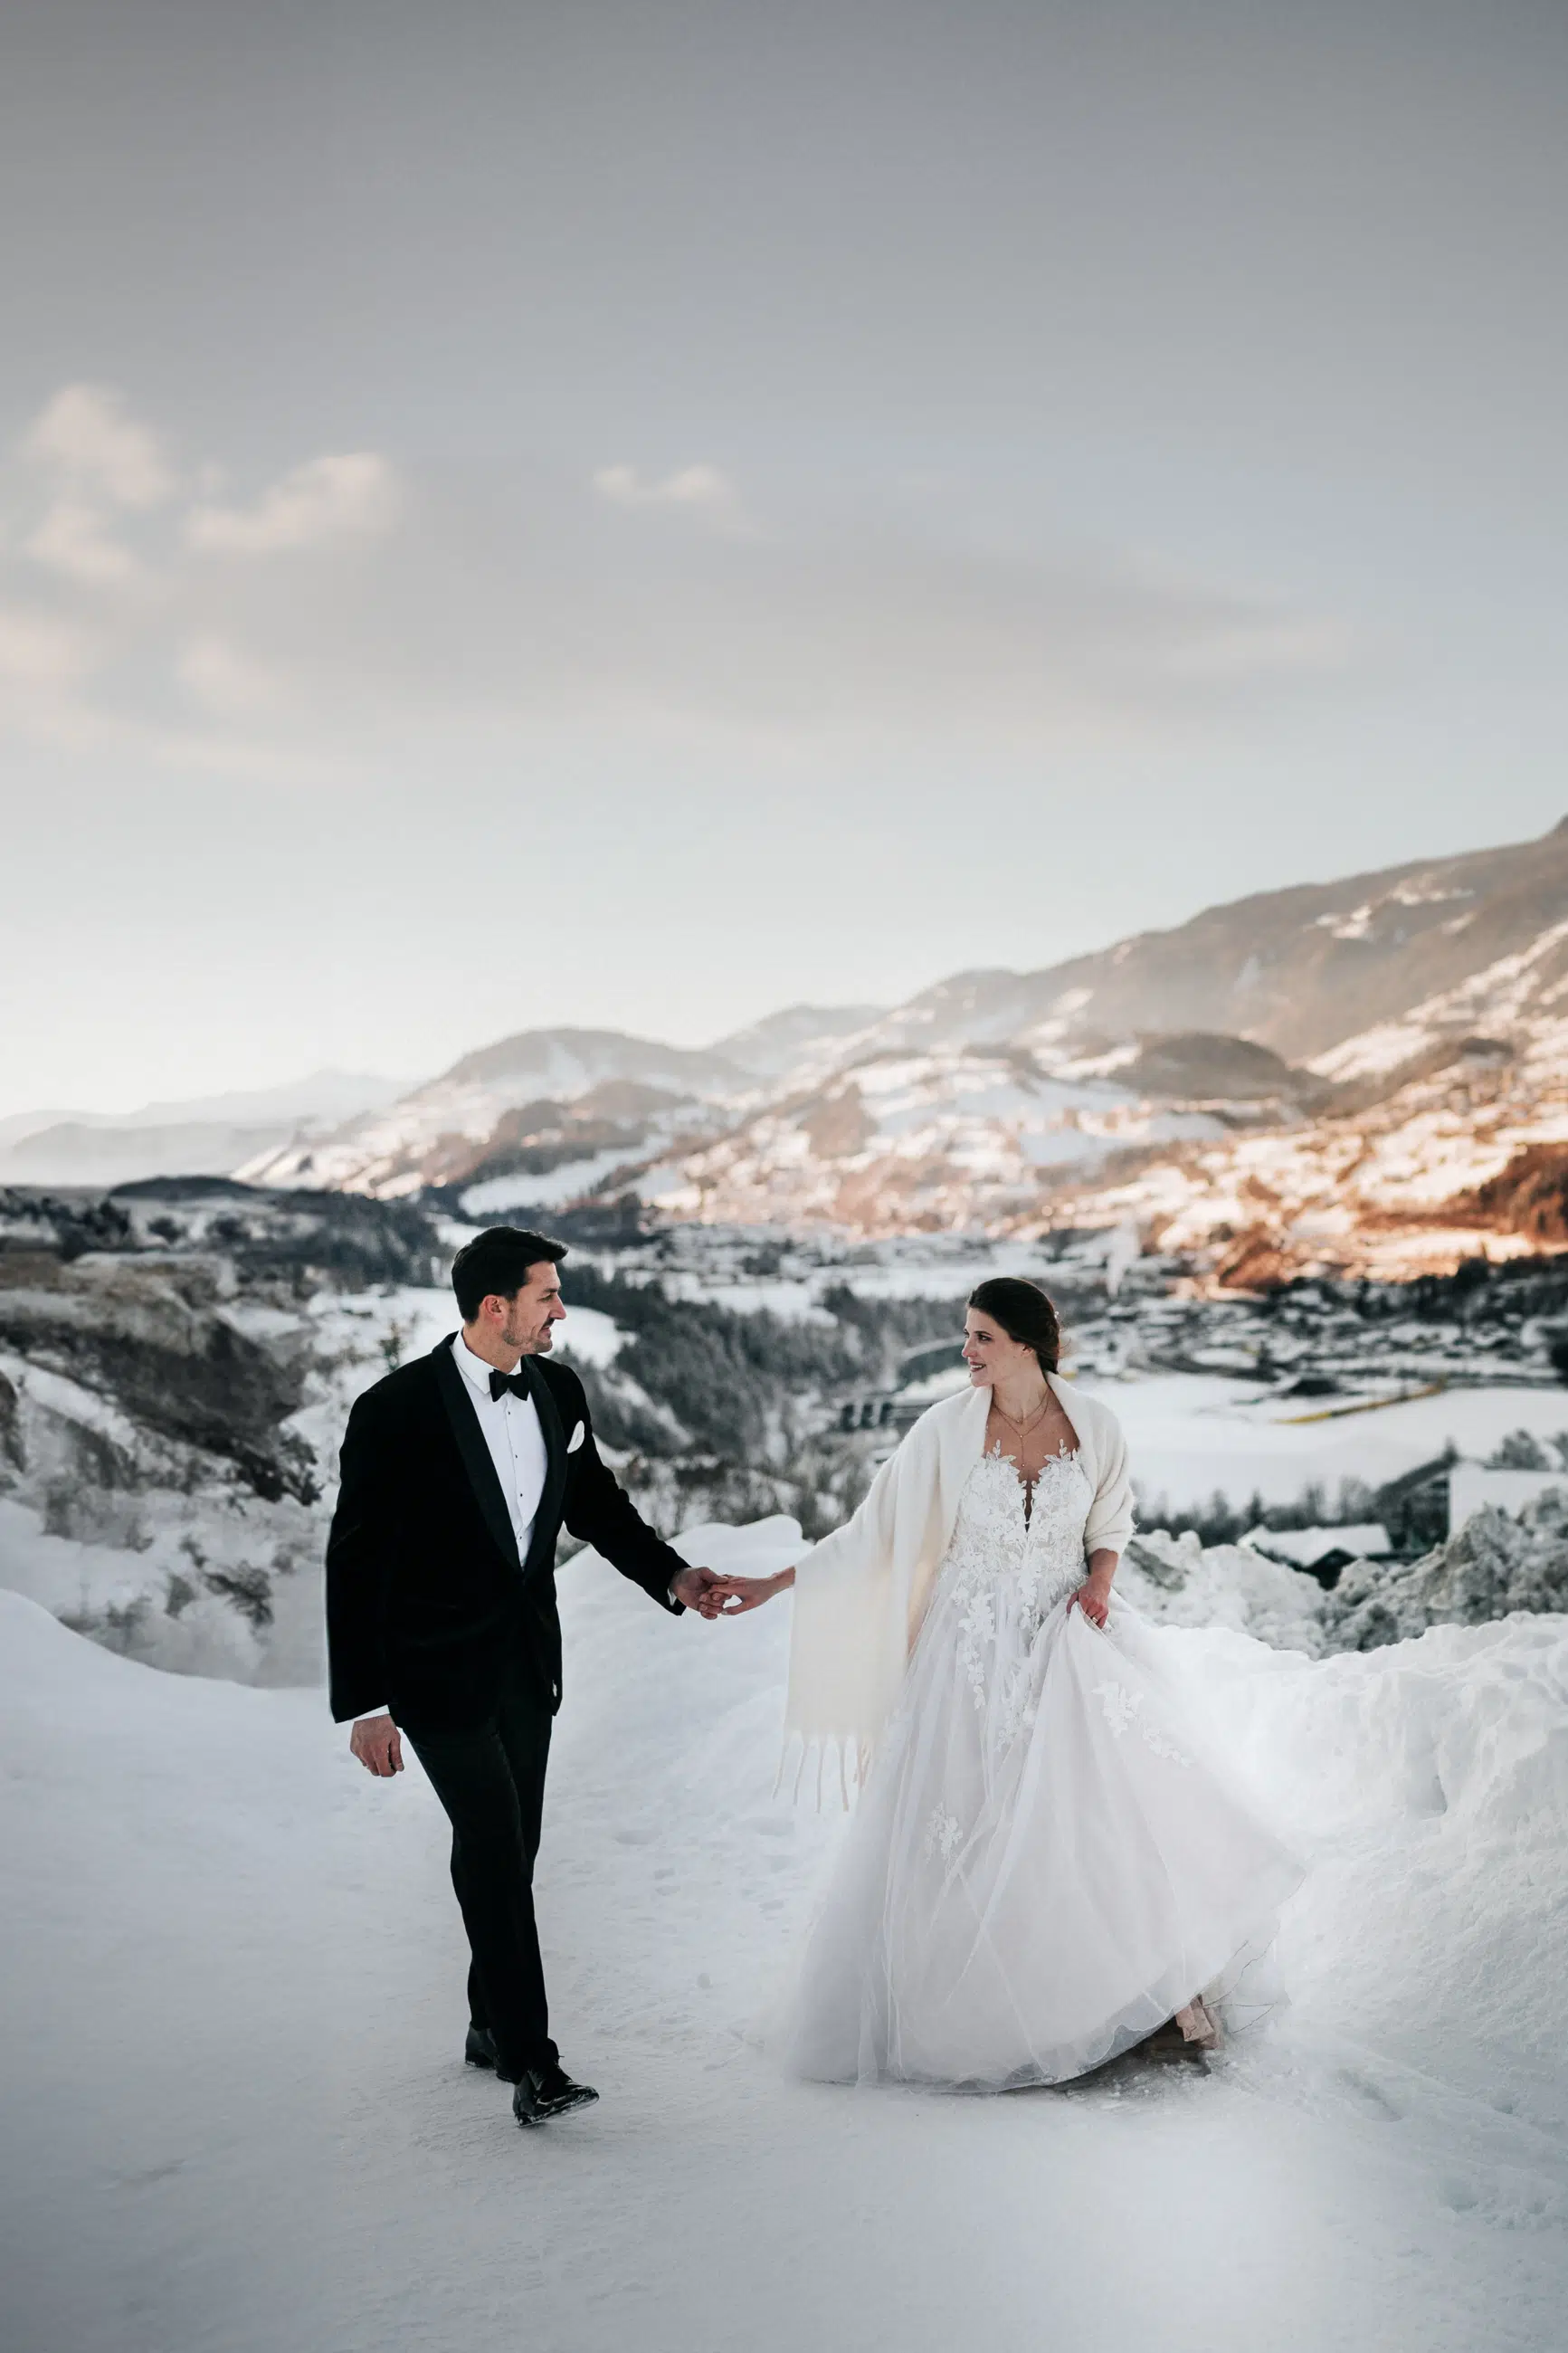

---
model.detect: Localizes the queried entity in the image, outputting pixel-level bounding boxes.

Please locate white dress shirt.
[449,1331,550,1561]
[353,1333,549,1722]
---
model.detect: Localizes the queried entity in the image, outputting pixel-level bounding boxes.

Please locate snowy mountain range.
[195,819,1568,1274]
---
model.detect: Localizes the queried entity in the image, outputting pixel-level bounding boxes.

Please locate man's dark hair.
[451,1227,567,1322]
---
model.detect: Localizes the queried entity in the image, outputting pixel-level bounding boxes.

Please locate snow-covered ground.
[658,1047,1261,1229]
[1086,1373,1568,1514]
[891,1366,1568,1513]
[460,1152,646,1215]
[5,1523,1567,2353]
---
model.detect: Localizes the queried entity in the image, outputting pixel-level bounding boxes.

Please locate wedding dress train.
[783,1444,1303,2089]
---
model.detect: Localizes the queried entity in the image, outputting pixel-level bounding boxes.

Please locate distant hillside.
[238,1027,746,1196]
[208,818,1568,1276]
[433,1026,743,1099]
[845,821,1568,1066]
[710,1004,886,1081]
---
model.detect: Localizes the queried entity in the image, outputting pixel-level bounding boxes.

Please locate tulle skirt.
[782,1583,1304,2090]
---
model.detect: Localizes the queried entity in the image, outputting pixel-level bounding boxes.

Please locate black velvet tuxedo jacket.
[325,1338,688,1733]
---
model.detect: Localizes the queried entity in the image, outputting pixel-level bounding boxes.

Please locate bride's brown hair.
[966,1277,1063,1374]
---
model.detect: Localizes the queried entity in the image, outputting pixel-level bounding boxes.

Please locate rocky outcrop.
[1118,1496,1568,1659]
[1324,1495,1568,1652]
[0,1252,314,1501]
[0,1181,442,1498]
[0,1180,446,1680]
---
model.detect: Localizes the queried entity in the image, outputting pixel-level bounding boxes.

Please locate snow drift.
[3,1519,1568,2353]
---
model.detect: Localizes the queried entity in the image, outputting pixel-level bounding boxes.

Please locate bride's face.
[962,1308,1037,1388]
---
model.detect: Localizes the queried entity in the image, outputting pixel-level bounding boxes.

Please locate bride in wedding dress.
[715,1279,1304,2090]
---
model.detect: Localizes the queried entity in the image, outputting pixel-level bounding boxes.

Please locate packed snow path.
[4,1533,1568,2353]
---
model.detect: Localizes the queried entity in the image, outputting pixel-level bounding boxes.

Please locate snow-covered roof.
[1241,1523,1392,1568]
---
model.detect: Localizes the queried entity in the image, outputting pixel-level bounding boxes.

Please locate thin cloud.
[23,384,173,510]
[592,462,736,511]
[176,635,287,719]
[0,601,101,752]
[26,500,142,588]
[0,603,91,686]
[185,453,402,557]
[0,386,1359,784]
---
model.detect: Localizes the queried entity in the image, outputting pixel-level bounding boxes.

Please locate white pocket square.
[565,1420,586,1453]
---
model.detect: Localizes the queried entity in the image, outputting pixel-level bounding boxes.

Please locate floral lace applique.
[1094,1681,1138,1737]
[923,1805,963,1866]
[992,1665,1039,1753]
[1090,1680,1192,1767]
[954,1586,996,1711]
[937,1447,1091,1727]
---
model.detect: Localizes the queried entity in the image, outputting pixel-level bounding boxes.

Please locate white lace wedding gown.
[783,1444,1303,2089]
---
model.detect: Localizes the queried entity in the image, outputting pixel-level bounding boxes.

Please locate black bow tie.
[489,1368,531,1402]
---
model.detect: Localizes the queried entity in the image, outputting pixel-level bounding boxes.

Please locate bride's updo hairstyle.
[966,1277,1063,1375]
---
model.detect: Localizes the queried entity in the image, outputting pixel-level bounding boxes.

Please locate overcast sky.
[1,0,1563,1111]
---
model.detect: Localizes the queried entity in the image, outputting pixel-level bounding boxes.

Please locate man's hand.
[349,1713,404,1777]
[671,1566,730,1619]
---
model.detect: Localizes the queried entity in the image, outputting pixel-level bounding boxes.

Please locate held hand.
[349,1712,404,1777]
[670,1566,730,1619]
[711,1569,792,1615]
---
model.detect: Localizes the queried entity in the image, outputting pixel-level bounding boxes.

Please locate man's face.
[497,1261,566,1357]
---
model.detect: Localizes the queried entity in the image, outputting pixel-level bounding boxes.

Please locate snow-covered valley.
[8,1185,1568,1686]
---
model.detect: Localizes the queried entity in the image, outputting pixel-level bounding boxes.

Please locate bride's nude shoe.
[1174,1996,1223,2051]
[1145,1997,1223,2059]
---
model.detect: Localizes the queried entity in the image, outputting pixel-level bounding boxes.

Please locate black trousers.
[406,1665,556,2081]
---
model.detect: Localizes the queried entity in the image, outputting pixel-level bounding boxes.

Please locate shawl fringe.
[773,1730,872,1813]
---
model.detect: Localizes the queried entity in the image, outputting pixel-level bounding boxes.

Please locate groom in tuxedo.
[326,1224,728,2127]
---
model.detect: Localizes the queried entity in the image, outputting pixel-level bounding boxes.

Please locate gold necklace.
[992,1391,1050,1439]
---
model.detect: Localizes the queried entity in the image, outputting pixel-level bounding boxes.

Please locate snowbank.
[1120,1528,1330,1653]
[1122,1500,1568,1665]
[3,1553,1568,2351]
[1097,1370,1568,1514]
[1326,1494,1568,1652]
[1174,1612,1568,2126]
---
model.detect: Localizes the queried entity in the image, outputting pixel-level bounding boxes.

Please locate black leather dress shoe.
[512,2063,600,2128]
[464,2024,500,2072]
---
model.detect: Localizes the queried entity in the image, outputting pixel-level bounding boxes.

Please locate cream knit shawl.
[783,1372,1136,1796]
